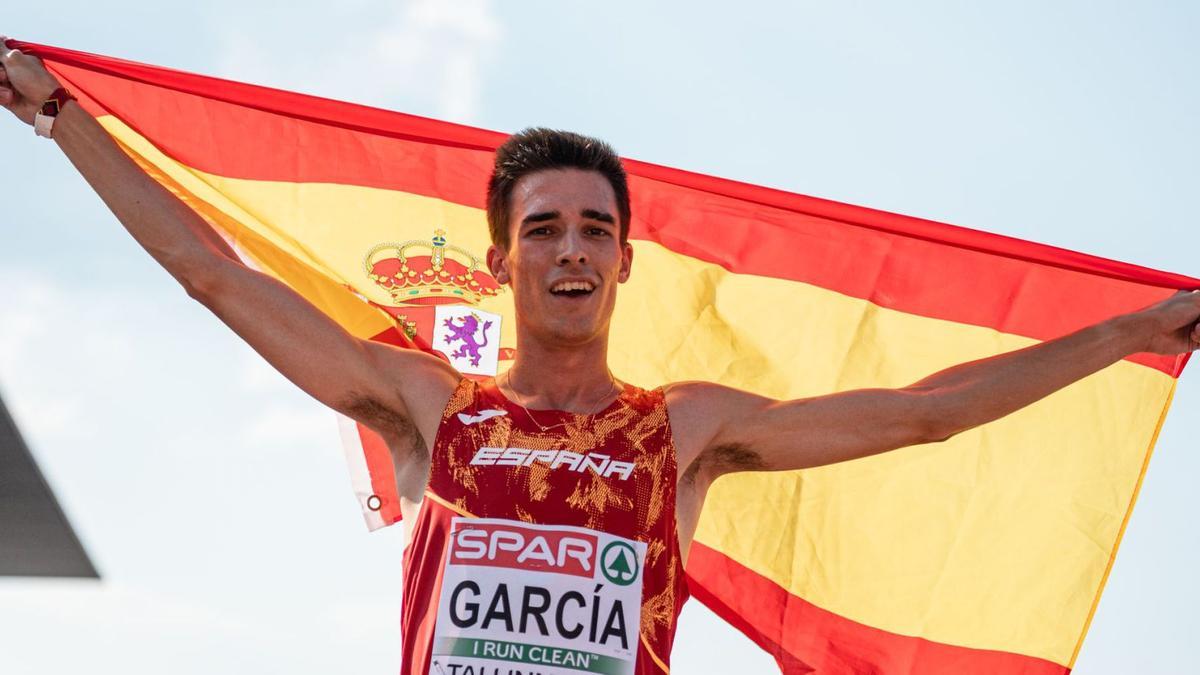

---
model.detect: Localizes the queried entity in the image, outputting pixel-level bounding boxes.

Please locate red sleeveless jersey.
[400,377,688,675]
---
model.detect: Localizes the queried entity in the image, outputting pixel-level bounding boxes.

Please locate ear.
[487,244,512,285]
[617,241,634,283]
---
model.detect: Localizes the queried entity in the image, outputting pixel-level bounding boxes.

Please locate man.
[2,41,1198,674]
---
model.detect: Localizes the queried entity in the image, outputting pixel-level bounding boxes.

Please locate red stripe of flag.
[687,542,1072,675]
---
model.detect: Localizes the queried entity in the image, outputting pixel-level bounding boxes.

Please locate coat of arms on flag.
[362,228,506,372]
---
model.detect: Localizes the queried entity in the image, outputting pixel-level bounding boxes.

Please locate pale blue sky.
[1,2,1197,673]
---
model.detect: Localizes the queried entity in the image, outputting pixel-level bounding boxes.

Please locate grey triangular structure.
[0,390,98,578]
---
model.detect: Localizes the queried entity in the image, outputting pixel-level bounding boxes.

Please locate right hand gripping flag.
[16,38,1196,674]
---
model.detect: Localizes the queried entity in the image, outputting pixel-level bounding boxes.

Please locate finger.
[0,35,18,70]
[0,39,20,63]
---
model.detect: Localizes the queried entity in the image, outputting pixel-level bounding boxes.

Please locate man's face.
[487,168,633,346]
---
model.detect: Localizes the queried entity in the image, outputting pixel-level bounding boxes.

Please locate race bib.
[430,518,646,675]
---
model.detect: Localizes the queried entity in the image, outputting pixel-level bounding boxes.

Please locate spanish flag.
[18,39,1196,674]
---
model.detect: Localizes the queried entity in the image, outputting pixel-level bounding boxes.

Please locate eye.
[526,226,552,236]
[588,226,611,237]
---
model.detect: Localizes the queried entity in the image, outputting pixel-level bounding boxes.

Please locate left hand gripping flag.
[16,38,1197,674]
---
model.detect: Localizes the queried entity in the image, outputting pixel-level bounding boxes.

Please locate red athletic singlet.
[400,377,688,675]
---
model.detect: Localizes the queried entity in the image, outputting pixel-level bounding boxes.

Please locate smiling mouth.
[549,280,597,298]
[550,287,594,298]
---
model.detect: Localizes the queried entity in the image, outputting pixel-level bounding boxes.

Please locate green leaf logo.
[600,541,639,586]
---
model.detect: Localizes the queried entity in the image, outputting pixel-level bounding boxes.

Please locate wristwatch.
[33,87,76,139]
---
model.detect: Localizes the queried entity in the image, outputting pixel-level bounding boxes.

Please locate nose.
[556,228,588,266]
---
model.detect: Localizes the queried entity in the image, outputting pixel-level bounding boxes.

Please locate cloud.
[0,271,92,440]
[0,265,338,457]
[0,275,58,375]
[242,402,339,448]
[0,268,193,447]
[234,350,340,450]
[0,582,259,637]
[0,581,400,673]
[215,0,502,123]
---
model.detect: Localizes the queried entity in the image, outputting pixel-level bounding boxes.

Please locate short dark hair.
[486,128,631,249]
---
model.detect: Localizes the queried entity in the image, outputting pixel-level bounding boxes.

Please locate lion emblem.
[442,313,493,367]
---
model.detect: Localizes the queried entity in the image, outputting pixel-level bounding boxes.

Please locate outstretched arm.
[671,292,1200,483]
[0,41,459,482]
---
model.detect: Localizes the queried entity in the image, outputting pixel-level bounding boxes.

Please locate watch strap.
[33,87,76,139]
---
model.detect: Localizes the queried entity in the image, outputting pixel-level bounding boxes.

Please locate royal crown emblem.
[364,229,502,306]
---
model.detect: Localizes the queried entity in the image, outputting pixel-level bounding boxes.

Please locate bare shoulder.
[662,380,735,428]
[663,381,768,483]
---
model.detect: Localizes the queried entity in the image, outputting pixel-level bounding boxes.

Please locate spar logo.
[450,522,599,579]
[600,541,639,586]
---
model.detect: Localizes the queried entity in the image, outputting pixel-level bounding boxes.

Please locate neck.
[504,327,617,412]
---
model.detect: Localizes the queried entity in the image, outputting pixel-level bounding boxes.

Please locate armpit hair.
[682,442,765,484]
[343,394,427,460]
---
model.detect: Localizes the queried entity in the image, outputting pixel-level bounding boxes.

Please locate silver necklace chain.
[500,371,620,434]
